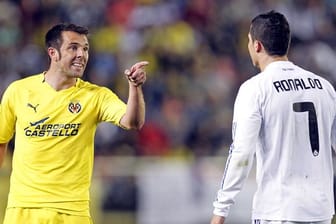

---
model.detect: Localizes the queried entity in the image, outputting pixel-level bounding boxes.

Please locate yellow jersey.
[0,73,127,216]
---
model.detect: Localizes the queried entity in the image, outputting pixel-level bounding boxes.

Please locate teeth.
[73,63,83,67]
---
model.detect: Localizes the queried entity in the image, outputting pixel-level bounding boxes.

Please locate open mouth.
[72,63,84,68]
[71,62,85,71]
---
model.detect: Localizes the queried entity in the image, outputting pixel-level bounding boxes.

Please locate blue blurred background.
[0,0,336,223]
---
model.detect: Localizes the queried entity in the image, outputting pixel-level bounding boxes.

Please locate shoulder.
[6,73,43,91]
[313,74,335,91]
[298,66,335,91]
[316,75,336,98]
[239,72,264,93]
[235,74,263,106]
[77,79,118,96]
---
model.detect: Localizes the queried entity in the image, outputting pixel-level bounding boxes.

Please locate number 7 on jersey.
[293,102,319,156]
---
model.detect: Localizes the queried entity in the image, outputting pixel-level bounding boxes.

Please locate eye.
[71,45,78,51]
[68,45,78,51]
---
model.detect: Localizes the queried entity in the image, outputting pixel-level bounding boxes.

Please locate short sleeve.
[0,84,16,143]
[96,87,127,126]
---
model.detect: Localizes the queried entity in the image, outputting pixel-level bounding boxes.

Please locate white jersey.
[213,61,336,222]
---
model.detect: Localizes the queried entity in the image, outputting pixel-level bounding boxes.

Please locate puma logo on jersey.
[68,102,82,114]
[27,103,39,113]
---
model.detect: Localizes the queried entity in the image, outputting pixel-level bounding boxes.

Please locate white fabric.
[213,61,336,222]
[252,219,331,224]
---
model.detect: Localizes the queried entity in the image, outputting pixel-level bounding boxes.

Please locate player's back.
[250,61,336,221]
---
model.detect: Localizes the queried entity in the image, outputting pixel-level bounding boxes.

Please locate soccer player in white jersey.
[0,23,147,224]
[211,10,336,224]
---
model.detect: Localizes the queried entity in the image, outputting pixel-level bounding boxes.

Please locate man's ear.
[255,40,262,53]
[48,47,59,62]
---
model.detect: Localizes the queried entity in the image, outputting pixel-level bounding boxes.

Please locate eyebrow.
[68,42,89,46]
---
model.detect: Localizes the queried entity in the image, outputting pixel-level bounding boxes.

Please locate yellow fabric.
[3,207,93,224]
[0,73,126,216]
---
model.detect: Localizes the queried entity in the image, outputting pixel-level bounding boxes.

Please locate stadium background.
[0,0,336,223]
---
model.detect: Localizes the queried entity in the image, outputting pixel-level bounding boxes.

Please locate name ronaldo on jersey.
[273,77,323,92]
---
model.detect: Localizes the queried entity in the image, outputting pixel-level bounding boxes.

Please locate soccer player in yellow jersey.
[0,23,148,224]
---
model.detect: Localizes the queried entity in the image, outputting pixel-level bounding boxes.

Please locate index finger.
[130,61,149,72]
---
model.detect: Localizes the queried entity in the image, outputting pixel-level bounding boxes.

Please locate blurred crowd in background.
[1,0,336,222]
[1,0,336,158]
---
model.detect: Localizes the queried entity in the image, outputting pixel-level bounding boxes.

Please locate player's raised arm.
[119,61,148,130]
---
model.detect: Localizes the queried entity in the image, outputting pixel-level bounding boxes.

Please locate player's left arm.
[0,142,8,168]
[119,61,148,130]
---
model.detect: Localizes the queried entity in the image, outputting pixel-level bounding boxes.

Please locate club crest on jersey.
[68,102,82,114]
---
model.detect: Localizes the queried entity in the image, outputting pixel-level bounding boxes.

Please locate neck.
[258,55,288,71]
[44,71,77,91]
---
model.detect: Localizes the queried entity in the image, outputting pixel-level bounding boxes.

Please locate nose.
[77,48,85,58]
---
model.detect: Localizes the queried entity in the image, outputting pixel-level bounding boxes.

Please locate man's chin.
[71,71,84,78]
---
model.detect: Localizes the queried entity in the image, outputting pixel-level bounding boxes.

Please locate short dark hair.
[45,23,89,50]
[250,10,290,56]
